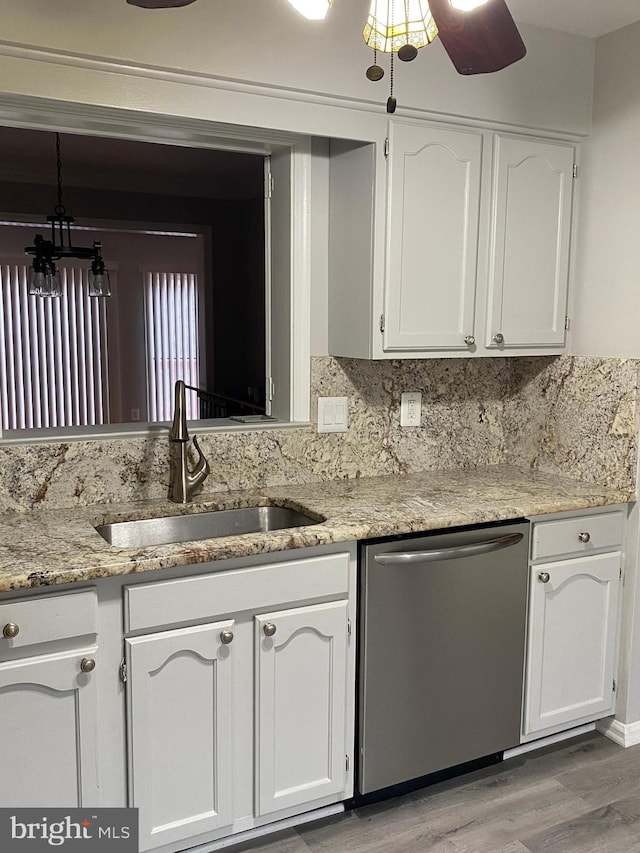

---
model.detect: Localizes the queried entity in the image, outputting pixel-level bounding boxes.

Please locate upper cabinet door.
[384,122,483,352]
[486,135,575,349]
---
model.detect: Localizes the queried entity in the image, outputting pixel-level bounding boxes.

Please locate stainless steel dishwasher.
[357,520,530,797]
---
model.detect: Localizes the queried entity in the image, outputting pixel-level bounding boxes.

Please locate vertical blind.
[144,271,200,422]
[0,262,109,430]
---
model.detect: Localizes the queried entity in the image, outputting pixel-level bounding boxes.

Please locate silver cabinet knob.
[464,335,475,346]
[263,623,277,637]
[578,532,591,543]
[2,623,19,639]
[80,657,96,673]
[538,572,550,584]
[220,629,234,645]
[492,333,504,345]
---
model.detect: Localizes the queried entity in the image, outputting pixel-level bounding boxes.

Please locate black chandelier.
[25,133,111,298]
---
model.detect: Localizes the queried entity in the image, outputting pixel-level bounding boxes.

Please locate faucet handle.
[187,435,210,493]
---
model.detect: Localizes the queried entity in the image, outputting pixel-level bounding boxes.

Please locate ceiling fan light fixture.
[126,0,198,8]
[363,0,438,53]
[287,0,334,21]
[450,0,490,10]
[429,0,526,75]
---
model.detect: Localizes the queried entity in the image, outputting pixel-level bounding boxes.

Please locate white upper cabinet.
[328,121,577,360]
[384,123,483,352]
[486,135,575,350]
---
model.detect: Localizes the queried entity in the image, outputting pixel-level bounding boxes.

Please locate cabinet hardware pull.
[220,629,234,645]
[464,335,475,346]
[578,532,591,543]
[2,622,19,639]
[263,623,277,637]
[538,572,550,584]
[492,333,504,345]
[80,657,96,673]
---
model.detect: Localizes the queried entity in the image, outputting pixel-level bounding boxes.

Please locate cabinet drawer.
[531,511,624,562]
[0,589,97,651]
[125,551,350,633]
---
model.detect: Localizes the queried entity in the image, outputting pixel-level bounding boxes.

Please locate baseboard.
[597,717,640,747]
[504,723,595,760]
[189,803,345,852]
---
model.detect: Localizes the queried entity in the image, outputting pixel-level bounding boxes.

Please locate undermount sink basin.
[94,505,322,549]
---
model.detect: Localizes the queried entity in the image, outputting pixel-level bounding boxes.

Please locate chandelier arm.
[55,132,66,217]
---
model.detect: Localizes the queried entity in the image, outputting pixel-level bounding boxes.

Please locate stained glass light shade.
[363,0,439,53]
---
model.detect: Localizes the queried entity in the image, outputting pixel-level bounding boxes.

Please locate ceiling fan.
[126,0,526,77]
[127,0,198,7]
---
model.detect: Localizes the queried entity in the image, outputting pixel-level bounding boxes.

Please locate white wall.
[571,21,640,357]
[0,2,594,136]
[310,138,330,357]
[0,3,597,367]
[568,20,640,728]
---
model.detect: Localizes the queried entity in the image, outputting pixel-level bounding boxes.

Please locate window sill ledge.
[0,419,312,446]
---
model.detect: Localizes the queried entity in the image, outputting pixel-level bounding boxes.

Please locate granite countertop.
[0,464,633,593]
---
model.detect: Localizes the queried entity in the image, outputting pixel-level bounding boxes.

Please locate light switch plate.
[317,396,349,433]
[400,392,422,427]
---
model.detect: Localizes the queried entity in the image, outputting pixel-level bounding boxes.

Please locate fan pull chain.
[387,50,396,113]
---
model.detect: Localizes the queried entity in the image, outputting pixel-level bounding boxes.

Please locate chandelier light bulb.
[41,267,62,298]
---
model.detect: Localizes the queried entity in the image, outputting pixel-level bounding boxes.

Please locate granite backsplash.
[0,355,637,513]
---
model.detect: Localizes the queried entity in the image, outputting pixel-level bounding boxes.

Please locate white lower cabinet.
[0,647,100,808]
[123,547,355,852]
[0,588,100,808]
[523,509,624,740]
[255,601,348,816]
[126,621,235,852]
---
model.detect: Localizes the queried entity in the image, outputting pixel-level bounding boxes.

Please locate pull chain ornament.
[363,0,438,112]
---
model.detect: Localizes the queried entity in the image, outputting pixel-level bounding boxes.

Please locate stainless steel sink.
[94,505,322,548]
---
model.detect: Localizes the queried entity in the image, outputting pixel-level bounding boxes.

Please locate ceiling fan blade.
[127,0,198,7]
[429,0,526,75]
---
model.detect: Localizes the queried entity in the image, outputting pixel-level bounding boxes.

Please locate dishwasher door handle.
[373,532,524,565]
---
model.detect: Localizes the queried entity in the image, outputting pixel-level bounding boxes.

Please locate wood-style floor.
[228,733,640,853]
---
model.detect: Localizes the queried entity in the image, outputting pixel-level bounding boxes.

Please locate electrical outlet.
[400,392,422,427]
[131,408,141,421]
[317,396,348,433]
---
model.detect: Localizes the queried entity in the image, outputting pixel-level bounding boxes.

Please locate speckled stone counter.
[0,465,632,593]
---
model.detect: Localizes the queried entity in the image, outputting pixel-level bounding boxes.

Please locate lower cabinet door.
[0,647,100,808]
[524,552,621,736]
[126,621,234,852]
[254,600,348,816]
